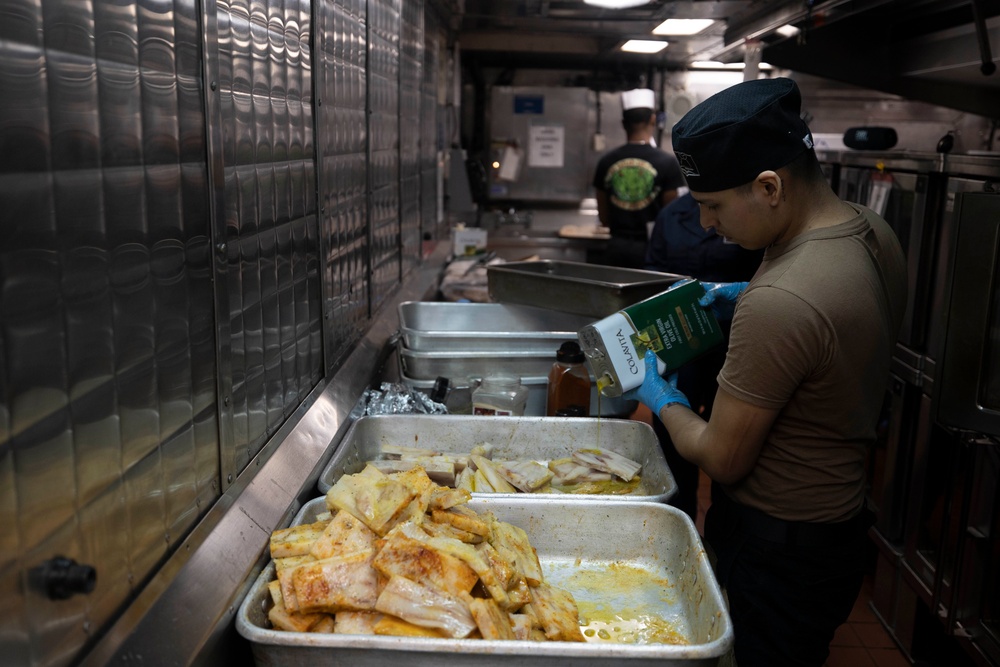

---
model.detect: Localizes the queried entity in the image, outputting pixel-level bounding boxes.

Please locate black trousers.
[704,492,874,667]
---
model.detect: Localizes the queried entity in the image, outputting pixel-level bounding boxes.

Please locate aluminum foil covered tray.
[487,260,688,317]
[316,415,676,503]
[236,497,733,666]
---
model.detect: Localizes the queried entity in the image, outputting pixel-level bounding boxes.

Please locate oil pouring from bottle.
[577,279,724,398]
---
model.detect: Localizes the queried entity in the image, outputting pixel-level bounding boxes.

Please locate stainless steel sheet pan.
[487,260,687,317]
[316,415,675,502]
[236,497,733,666]
[397,301,593,352]
[398,346,557,381]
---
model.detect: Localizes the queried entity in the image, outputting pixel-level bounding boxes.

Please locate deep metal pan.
[236,496,733,666]
[487,260,688,317]
[397,301,593,352]
[316,414,676,503]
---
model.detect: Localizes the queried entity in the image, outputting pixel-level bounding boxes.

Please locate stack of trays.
[395,301,633,416]
[236,416,733,664]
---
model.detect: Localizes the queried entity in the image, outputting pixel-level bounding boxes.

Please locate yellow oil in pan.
[544,560,690,645]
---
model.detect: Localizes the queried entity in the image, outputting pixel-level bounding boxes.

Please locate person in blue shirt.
[644,191,763,519]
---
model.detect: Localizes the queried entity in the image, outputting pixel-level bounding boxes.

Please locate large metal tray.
[398,301,593,352]
[236,497,733,666]
[399,372,636,418]
[316,415,675,502]
[487,260,688,317]
[399,346,556,381]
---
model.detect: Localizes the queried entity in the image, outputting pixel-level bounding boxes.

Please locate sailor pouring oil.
[578,279,724,397]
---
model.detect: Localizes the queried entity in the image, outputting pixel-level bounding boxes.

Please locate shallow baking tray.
[487,260,688,317]
[399,372,636,418]
[398,301,593,352]
[237,497,732,666]
[316,415,675,502]
[398,346,557,381]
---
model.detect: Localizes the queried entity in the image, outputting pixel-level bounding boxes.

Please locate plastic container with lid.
[546,340,592,416]
[472,374,529,416]
[430,376,475,415]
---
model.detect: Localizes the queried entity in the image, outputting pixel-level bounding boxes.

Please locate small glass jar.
[472,374,529,416]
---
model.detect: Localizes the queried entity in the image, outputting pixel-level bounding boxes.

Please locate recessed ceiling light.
[690,61,773,70]
[621,39,669,53]
[584,0,650,8]
[652,19,715,36]
[775,24,800,38]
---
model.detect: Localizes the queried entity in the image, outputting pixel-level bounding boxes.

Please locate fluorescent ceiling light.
[690,60,773,70]
[775,24,800,38]
[652,19,714,35]
[621,39,668,53]
[584,0,650,8]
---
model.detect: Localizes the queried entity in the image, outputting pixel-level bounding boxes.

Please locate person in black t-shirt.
[592,88,685,268]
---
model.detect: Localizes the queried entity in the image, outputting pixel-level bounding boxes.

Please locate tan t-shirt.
[717,204,908,522]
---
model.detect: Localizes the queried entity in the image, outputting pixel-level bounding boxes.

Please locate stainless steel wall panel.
[399,0,422,274]
[1,0,450,661]
[420,8,440,239]
[315,0,369,368]
[1,0,222,660]
[369,0,401,311]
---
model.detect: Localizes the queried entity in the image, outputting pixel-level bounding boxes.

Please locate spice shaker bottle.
[547,341,591,416]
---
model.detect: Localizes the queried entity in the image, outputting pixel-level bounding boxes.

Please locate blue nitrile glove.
[624,350,691,415]
[698,281,749,321]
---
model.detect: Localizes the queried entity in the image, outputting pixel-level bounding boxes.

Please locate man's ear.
[756,170,783,205]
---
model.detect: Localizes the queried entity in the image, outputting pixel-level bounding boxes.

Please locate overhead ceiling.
[452,0,1000,116]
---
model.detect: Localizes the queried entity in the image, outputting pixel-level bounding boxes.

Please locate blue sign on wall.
[514,95,544,114]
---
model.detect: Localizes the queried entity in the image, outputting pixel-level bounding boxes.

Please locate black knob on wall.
[30,556,97,600]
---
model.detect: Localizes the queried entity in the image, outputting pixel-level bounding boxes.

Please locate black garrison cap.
[671,78,815,192]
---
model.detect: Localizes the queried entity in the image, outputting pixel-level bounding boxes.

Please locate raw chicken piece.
[373,530,478,595]
[487,515,544,586]
[466,595,516,640]
[385,467,436,528]
[431,505,490,537]
[455,467,475,493]
[571,448,642,481]
[373,614,450,638]
[529,582,586,642]
[429,486,471,511]
[397,453,470,473]
[470,455,517,492]
[504,576,532,612]
[274,555,313,612]
[292,550,378,614]
[547,458,613,485]
[381,444,440,459]
[509,613,534,640]
[374,575,477,638]
[370,459,456,487]
[310,510,377,560]
[475,541,516,591]
[497,460,553,493]
[325,464,417,536]
[270,520,329,558]
[334,610,382,635]
[266,580,329,632]
[311,616,336,633]
[399,523,509,606]
[423,518,485,544]
[470,442,494,459]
